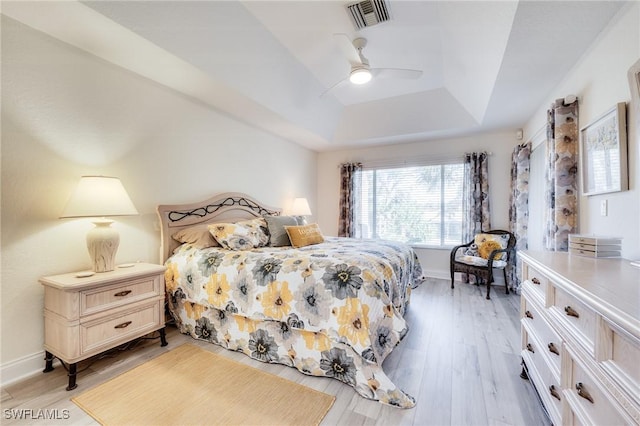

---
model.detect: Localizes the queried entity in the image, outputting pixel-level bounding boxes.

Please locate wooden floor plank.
[1,278,547,425]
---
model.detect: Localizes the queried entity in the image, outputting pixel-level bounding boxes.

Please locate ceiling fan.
[321,36,423,98]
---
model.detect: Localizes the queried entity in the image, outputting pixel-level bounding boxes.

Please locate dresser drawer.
[522,328,563,423]
[522,297,562,376]
[80,300,162,355]
[522,263,548,301]
[552,287,596,354]
[565,352,629,426]
[610,329,640,398]
[600,321,640,404]
[80,275,161,316]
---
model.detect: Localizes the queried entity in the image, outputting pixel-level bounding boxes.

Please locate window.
[357,162,464,247]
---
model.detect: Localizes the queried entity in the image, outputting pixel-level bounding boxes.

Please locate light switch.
[600,199,608,216]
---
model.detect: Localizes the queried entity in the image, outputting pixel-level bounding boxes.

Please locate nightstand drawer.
[81,275,161,316]
[81,300,162,355]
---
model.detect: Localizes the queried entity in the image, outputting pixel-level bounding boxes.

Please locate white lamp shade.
[291,198,312,216]
[60,176,138,218]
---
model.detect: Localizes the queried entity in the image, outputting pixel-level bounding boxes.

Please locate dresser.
[519,251,639,425]
[40,263,167,390]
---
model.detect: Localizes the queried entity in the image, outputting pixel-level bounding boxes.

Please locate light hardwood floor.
[1,278,549,425]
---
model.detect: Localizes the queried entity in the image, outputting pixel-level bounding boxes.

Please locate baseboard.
[422,269,450,280]
[423,270,507,285]
[1,350,58,388]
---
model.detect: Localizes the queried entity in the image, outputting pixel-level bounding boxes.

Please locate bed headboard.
[156,192,281,263]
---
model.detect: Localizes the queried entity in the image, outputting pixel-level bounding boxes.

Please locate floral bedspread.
[165,237,424,407]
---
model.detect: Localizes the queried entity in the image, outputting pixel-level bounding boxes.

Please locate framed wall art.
[579,102,628,196]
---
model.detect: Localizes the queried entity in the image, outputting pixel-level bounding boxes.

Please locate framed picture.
[579,102,627,196]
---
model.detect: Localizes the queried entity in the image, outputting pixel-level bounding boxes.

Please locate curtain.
[544,99,579,251]
[463,152,491,242]
[338,162,362,237]
[461,152,490,284]
[509,142,531,293]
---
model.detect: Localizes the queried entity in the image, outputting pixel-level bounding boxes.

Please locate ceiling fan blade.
[333,33,361,64]
[319,77,349,98]
[371,68,423,79]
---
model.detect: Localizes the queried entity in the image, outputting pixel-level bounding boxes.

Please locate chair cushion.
[460,233,509,261]
[455,254,508,269]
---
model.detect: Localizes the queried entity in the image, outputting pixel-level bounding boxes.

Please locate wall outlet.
[600,199,608,216]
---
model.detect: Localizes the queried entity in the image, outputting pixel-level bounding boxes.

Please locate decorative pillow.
[209,218,269,250]
[172,224,220,249]
[284,223,325,248]
[474,233,509,260]
[264,215,304,247]
[294,215,308,225]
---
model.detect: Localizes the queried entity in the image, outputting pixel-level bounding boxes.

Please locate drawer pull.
[114,321,132,329]
[549,385,561,401]
[548,342,559,355]
[114,290,132,297]
[576,382,594,404]
[531,277,541,285]
[525,310,533,319]
[526,343,534,353]
[564,306,580,318]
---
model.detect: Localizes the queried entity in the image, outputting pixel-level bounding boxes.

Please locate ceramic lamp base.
[87,219,120,272]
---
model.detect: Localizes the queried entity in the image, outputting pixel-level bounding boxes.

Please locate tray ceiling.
[2,1,628,151]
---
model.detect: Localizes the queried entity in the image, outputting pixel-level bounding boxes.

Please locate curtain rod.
[340,151,492,170]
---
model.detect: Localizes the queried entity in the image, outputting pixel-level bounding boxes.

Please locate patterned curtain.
[544,99,579,251]
[509,142,531,293]
[463,152,491,242]
[338,162,362,237]
[460,152,491,284]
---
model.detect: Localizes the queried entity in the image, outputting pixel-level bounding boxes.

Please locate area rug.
[72,344,335,426]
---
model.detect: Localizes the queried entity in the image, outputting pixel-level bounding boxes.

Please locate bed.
[157,193,424,408]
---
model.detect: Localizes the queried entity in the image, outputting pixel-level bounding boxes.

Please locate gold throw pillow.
[284,223,325,248]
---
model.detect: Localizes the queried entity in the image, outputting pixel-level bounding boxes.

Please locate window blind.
[357,162,464,246]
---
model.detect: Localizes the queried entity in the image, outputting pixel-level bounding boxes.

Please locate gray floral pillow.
[208,218,269,250]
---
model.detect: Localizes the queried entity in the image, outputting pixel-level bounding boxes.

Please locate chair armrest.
[486,248,510,268]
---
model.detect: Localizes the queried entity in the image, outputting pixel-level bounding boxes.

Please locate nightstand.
[40,262,167,390]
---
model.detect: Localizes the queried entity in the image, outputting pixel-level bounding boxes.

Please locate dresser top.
[519,251,639,328]
[40,262,166,290]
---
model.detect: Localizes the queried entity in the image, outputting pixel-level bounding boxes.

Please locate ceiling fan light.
[350,68,372,85]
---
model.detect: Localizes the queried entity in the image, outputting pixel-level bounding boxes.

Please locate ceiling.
[2,1,628,151]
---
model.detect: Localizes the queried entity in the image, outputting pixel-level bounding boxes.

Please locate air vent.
[347,0,390,30]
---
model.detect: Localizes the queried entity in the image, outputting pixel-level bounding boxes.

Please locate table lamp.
[290,197,311,225]
[60,176,138,273]
[291,197,312,216]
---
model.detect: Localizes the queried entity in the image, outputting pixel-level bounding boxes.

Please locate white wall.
[0,17,317,384]
[316,131,519,279]
[523,2,640,260]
